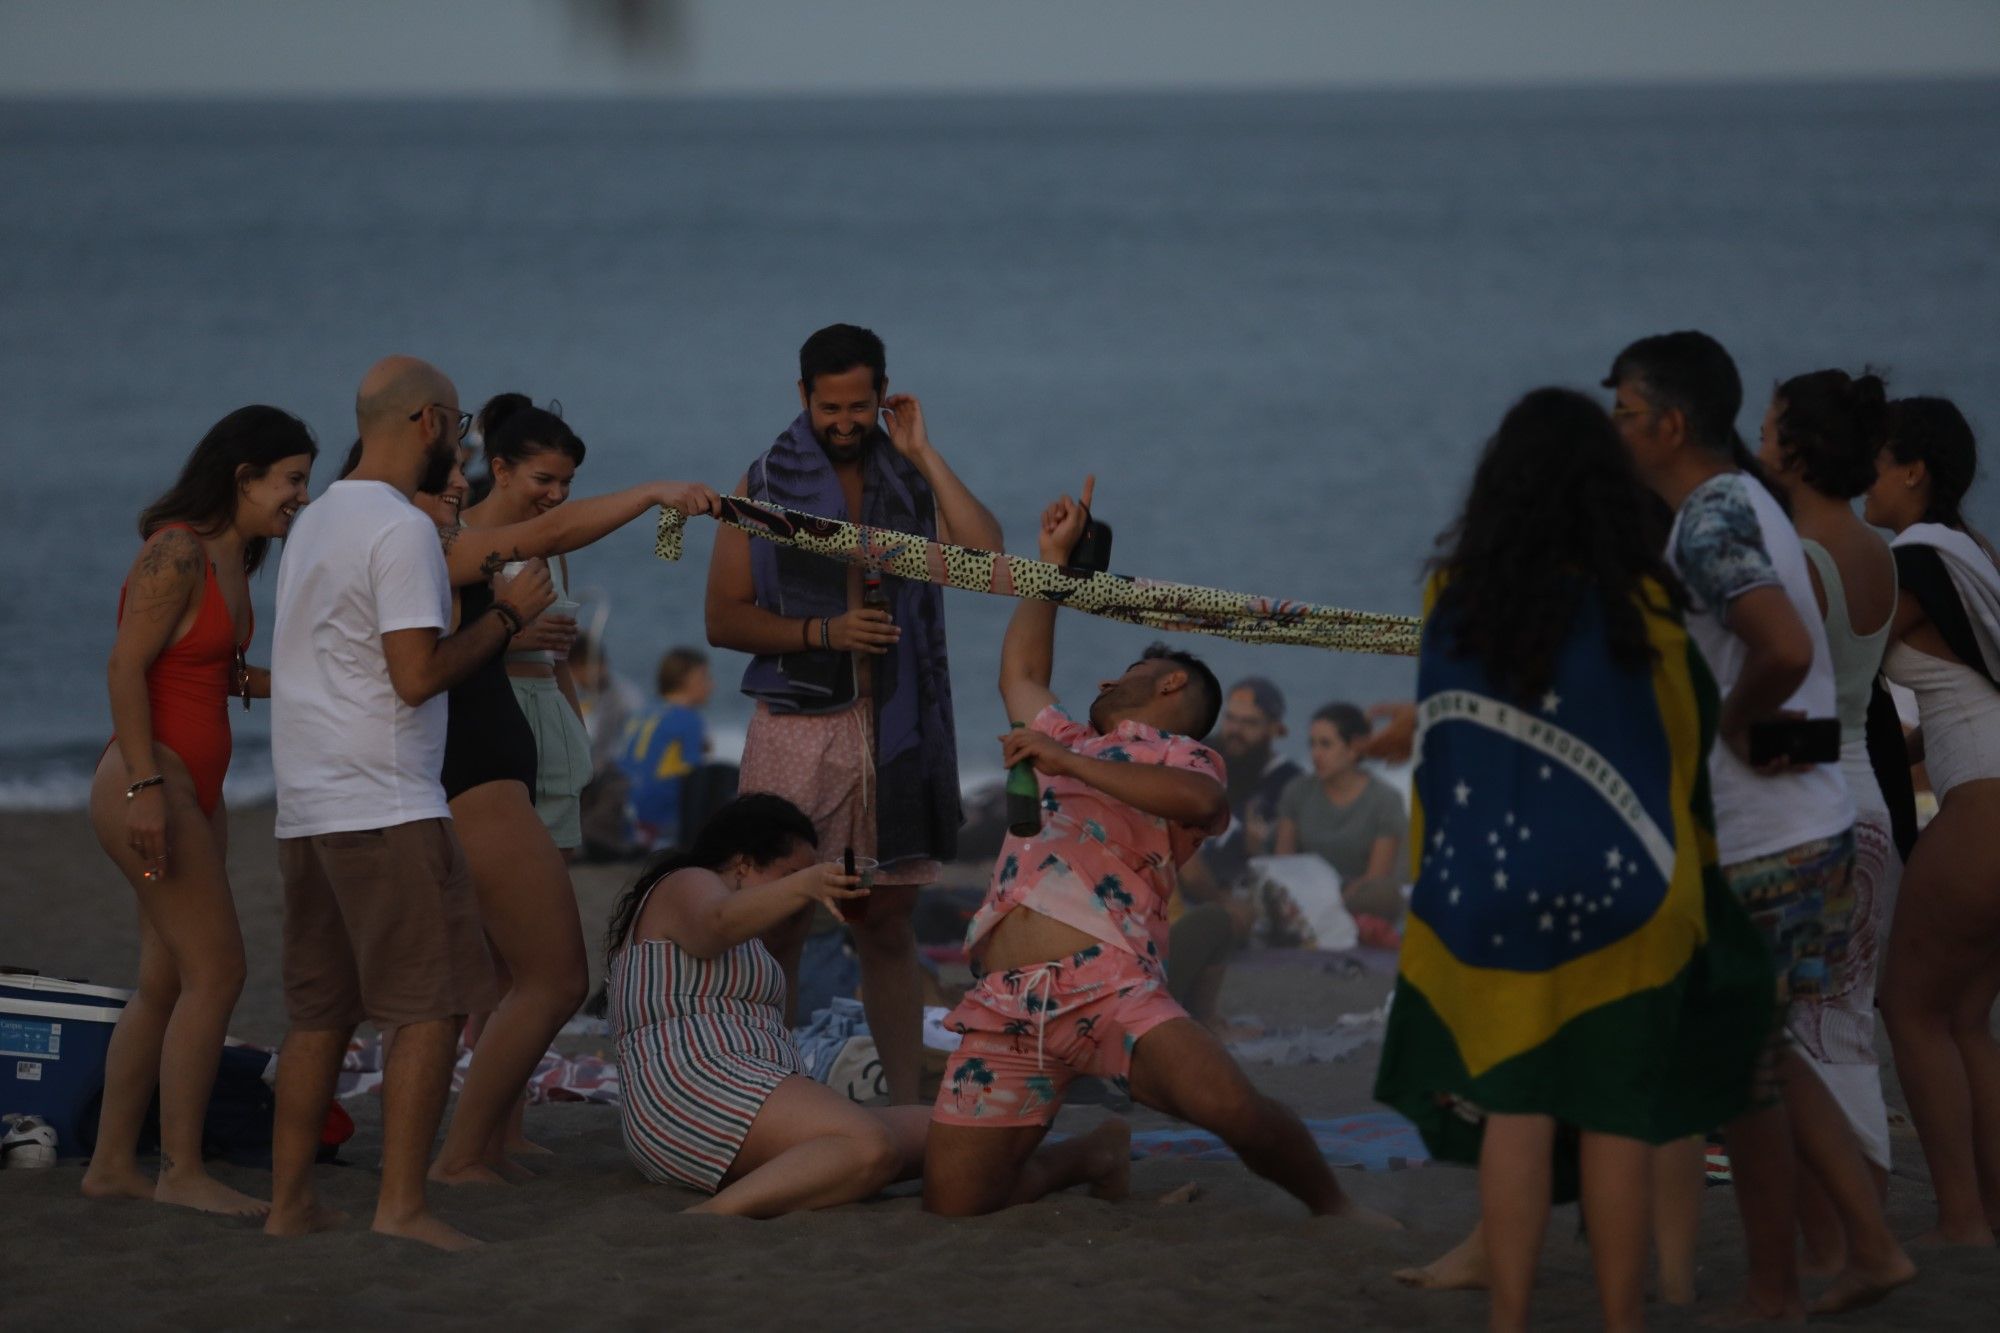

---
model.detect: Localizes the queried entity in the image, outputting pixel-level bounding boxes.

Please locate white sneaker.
[1,1113,58,1169]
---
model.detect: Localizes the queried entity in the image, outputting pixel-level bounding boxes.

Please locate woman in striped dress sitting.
[605,794,932,1215]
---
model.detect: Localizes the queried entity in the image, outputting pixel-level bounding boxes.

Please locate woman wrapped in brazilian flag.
[1374,387,1772,1331]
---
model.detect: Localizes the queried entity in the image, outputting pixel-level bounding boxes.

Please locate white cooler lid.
[0,971,132,1005]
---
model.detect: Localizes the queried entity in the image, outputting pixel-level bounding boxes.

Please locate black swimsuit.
[441,581,538,800]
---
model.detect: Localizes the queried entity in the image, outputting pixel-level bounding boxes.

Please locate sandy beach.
[1,803,1991,1331]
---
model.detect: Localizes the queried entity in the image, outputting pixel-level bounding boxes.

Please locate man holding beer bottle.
[705,323,1002,1105]
[921,481,1390,1227]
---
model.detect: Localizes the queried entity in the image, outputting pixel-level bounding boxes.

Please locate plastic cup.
[546,596,582,659]
[836,855,879,922]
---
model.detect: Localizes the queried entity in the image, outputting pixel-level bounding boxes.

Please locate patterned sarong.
[655,498,1422,657]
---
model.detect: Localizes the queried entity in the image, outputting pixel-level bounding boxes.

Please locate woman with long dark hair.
[81,405,317,1216]
[1375,388,1771,1331]
[606,794,931,1216]
[1868,397,2000,1248]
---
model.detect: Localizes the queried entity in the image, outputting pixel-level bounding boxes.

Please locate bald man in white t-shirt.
[264,357,554,1252]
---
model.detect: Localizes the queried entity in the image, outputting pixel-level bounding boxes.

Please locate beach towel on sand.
[1128,1112,1428,1171]
[1374,575,1771,1169]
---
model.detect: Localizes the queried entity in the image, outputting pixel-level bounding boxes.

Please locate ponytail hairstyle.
[139,405,319,575]
[603,793,819,960]
[479,392,586,474]
[1884,396,1979,528]
[1771,368,1889,500]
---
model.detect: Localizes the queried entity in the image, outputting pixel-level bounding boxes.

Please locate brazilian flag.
[1374,577,1772,1171]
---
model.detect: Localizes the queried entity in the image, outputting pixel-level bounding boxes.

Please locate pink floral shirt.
[965,704,1227,976]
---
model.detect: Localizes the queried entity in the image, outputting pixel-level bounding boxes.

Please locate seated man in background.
[1167,676,1302,1027]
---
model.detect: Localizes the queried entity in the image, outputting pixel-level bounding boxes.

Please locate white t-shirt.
[1667,472,1853,864]
[272,480,452,838]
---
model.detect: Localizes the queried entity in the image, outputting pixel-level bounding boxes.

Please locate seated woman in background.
[1273,702,1409,920]
[605,794,931,1217]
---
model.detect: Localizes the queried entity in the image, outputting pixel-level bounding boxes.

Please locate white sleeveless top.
[1799,539,1895,749]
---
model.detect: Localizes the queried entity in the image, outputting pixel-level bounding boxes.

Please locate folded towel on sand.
[1128,1112,1428,1171]
[336,1037,622,1106]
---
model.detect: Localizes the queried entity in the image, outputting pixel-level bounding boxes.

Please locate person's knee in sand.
[603,794,929,1217]
[918,479,1396,1227]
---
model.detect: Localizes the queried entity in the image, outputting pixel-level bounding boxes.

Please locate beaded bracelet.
[126,774,165,800]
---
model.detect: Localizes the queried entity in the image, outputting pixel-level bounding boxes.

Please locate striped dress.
[608,902,805,1192]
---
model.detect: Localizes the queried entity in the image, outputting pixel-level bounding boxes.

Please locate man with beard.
[921,481,1393,1227]
[706,324,1002,1104]
[1167,678,1301,1026]
[265,356,553,1249]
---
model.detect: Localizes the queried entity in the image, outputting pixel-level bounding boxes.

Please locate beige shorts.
[738,702,939,887]
[279,818,498,1030]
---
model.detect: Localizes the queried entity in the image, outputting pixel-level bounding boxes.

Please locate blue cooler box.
[1,971,131,1159]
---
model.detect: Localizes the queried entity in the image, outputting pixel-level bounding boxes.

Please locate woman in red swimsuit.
[81,405,317,1217]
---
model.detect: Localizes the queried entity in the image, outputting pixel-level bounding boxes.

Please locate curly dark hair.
[1429,387,1684,704]
[1771,368,1888,501]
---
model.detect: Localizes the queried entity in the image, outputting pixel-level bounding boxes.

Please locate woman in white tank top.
[1864,396,2000,1248]
[1758,372,1903,1272]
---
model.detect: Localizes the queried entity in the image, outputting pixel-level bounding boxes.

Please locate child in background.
[616,648,713,851]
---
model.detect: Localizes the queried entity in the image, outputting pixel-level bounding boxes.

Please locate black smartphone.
[1748,716,1841,766]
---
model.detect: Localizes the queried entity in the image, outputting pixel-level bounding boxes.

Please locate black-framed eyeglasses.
[410,403,473,440]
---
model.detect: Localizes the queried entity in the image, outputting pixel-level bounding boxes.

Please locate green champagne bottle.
[1006,722,1043,836]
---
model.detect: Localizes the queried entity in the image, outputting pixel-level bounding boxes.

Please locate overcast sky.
[4,0,1999,97]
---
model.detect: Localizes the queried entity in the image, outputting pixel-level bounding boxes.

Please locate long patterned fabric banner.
[655,497,1421,657]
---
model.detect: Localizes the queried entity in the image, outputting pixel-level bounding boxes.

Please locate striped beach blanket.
[1128,1112,1429,1171]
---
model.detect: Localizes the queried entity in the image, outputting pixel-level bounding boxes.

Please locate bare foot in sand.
[264,1199,348,1238]
[1806,1252,1917,1316]
[1393,1227,1486,1289]
[1325,1196,1402,1231]
[429,1158,515,1188]
[372,1210,483,1252]
[80,1162,157,1203]
[504,1135,554,1157]
[1908,1223,1994,1248]
[1082,1120,1132,1202]
[155,1170,270,1218]
[1698,1297,1806,1326]
[1157,1182,1203,1205]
